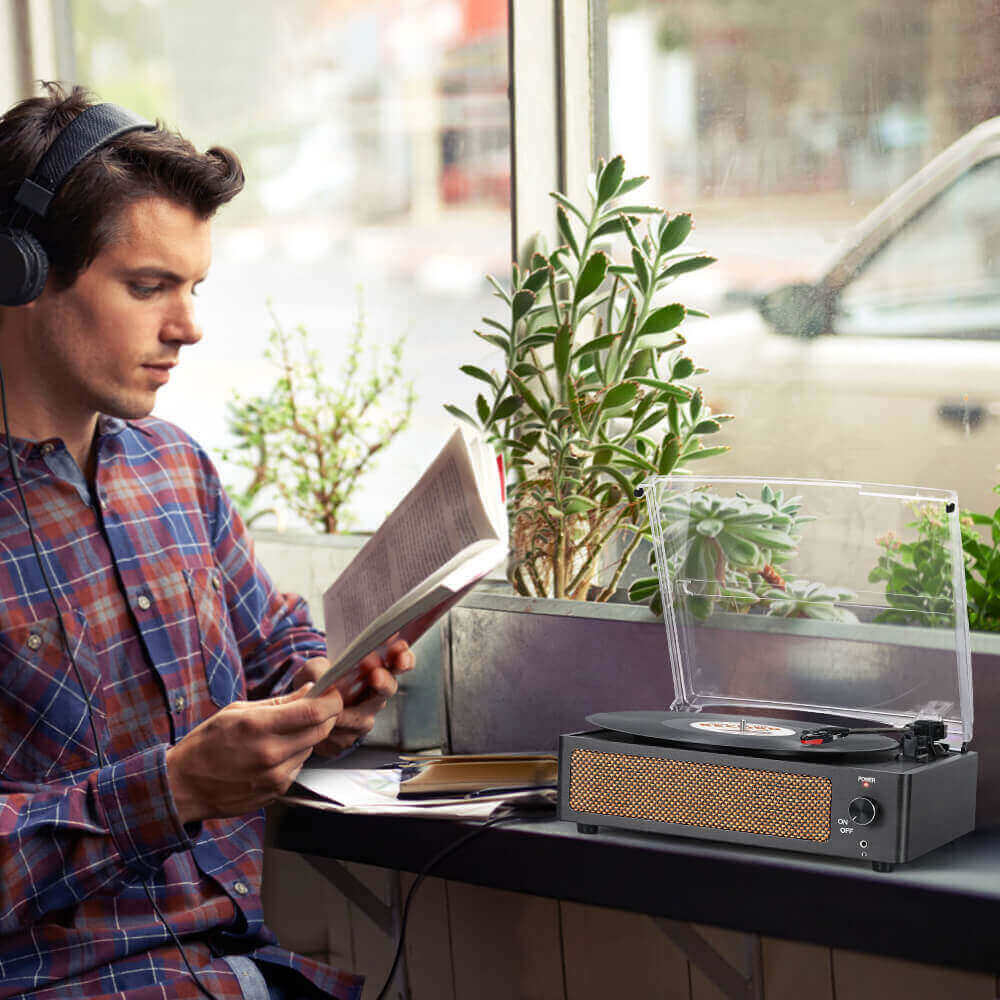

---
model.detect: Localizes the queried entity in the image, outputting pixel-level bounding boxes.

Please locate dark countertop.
[272,750,1000,974]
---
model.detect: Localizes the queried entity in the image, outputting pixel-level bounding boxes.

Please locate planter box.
[446,589,1000,828]
[251,529,444,750]
[971,633,1000,828]
[446,589,671,753]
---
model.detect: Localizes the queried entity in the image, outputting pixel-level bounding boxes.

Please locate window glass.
[0,4,20,110]
[837,158,1000,338]
[604,0,1000,509]
[68,0,510,530]
[606,0,1000,309]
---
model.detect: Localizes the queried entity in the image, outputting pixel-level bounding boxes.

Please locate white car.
[689,117,1000,516]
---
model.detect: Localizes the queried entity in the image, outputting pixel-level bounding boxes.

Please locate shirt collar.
[0,415,151,477]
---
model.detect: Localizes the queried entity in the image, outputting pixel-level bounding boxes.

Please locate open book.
[310,429,508,698]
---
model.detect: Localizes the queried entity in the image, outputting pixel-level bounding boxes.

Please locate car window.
[835,156,1000,339]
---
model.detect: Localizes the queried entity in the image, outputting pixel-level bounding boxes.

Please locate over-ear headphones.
[0,102,154,307]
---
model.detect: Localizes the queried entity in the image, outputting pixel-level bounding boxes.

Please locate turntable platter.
[587,711,900,761]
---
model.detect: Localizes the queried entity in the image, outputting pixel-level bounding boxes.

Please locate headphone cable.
[143,881,217,1000]
[0,363,104,765]
[0,363,217,1000]
[374,806,555,1000]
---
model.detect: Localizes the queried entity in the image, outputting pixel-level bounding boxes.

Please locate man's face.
[28,196,211,424]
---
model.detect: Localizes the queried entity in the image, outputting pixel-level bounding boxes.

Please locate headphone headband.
[13,103,155,219]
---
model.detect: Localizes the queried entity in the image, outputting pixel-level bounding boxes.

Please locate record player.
[558,477,978,871]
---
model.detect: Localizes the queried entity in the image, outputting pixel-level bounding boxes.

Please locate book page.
[323,429,498,663]
[313,545,502,699]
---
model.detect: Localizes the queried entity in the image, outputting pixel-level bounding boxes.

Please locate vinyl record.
[587,711,900,761]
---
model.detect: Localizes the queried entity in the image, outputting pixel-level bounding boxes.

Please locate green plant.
[869,506,956,628]
[872,489,1000,632]
[447,154,727,600]
[763,579,858,623]
[223,303,416,533]
[962,486,1000,631]
[629,485,857,622]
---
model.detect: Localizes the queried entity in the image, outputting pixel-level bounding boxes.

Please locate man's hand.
[165,683,343,825]
[292,638,416,758]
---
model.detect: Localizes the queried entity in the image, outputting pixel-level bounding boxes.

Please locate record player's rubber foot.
[577,823,599,835]
[872,861,894,873]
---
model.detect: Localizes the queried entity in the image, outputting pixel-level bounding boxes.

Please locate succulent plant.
[631,485,856,622]
[762,579,858,623]
[659,489,799,619]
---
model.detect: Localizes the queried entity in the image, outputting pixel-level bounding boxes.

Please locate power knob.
[849,797,878,826]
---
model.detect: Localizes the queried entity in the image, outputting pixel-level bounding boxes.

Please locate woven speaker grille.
[568,748,831,841]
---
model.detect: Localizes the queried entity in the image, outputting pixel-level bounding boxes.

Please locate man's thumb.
[268,682,314,706]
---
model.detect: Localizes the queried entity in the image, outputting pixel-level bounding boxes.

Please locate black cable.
[0,363,105,769]
[374,808,554,1000]
[0,364,217,1000]
[143,880,217,1000]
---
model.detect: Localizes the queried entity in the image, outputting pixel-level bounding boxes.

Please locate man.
[0,84,412,999]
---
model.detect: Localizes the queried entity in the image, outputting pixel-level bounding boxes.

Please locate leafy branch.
[870,488,1000,632]
[223,301,416,533]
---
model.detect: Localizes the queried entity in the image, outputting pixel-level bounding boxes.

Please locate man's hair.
[0,82,245,290]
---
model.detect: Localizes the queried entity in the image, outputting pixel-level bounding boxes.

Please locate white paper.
[287,767,543,819]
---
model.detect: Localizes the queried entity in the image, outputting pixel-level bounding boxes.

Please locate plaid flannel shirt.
[0,415,362,1000]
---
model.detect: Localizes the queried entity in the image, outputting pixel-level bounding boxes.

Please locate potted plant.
[446,155,725,601]
[441,156,736,749]
[629,483,858,623]
[224,303,415,534]
[440,170,1000,781]
[869,491,1000,633]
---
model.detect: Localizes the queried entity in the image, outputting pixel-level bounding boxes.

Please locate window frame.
[6,0,63,101]
[508,0,604,261]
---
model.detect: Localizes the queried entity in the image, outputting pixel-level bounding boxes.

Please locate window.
[604,0,1000,311]
[1,2,24,109]
[14,0,1000,517]
[67,0,511,530]
[602,0,1000,510]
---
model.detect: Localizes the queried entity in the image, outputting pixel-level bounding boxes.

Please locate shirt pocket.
[0,610,106,782]
[184,567,245,708]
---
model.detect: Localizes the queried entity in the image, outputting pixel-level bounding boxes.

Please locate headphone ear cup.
[0,227,49,307]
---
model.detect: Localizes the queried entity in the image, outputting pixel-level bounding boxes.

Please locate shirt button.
[233,881,250,896]
[212,576,222,592]
[26,633,42,651]
[40,442,55,456]
[172,693,186,712]
[136,594,152,611]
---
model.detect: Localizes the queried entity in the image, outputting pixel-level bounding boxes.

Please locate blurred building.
[609,0,1000,205]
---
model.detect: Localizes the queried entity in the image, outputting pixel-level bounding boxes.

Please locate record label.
[690,720,796,738]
